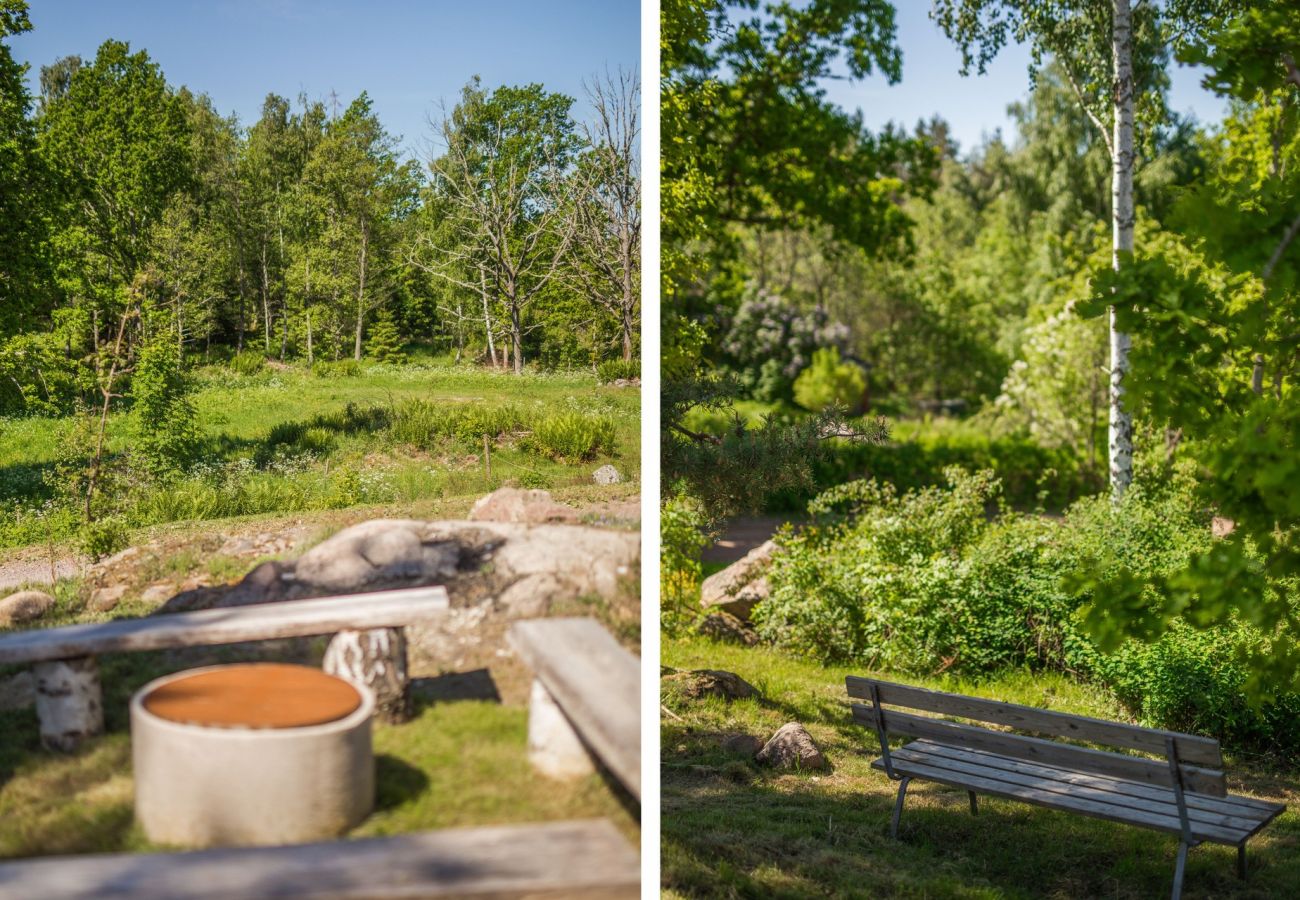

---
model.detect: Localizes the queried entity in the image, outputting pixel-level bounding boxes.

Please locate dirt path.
[0,550,80,593]
[701,515,793,565]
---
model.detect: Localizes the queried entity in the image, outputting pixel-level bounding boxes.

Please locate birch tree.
[933,0,1235,498]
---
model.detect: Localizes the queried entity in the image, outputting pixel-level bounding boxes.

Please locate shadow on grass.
[661,759,1300,899]
[374,754,431,813]
[411,669,502,709]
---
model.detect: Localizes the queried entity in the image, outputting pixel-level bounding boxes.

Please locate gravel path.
[0,553,80,593]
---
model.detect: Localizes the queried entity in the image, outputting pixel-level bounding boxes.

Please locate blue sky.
[10,0,641,160]
[828,3,1227,155]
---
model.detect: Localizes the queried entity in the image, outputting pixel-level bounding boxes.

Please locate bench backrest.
[847,676,1227,797]
[509,617,640,800]
[0,587,450,666]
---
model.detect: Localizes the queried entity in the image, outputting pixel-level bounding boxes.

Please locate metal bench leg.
[968,791,978,815]
[1171,841,1189,900]
[1237,842,1247,880]
[890,776,911,839]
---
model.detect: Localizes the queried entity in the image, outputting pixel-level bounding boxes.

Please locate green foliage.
[366,310,407,364]
[228,351,265,377]
[77,516,128,561]
[793,347,866,413]
[596,358,640,383]
[524,412,616,462]
[132,337,200,476]
[388,400,527,450]
[311,358,363,378]
[660,493,711,633]
[757,467,1300,756]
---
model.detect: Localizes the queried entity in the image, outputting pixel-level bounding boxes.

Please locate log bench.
[0,818,639,899]
[509,617,640,800]
[0,586,449,750]
[847,676,1286,900]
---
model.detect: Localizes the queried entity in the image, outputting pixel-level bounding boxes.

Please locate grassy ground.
[662,635,1300,899]
[0,356,639,551]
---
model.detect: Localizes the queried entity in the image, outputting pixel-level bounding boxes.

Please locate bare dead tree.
[568,68,641,362]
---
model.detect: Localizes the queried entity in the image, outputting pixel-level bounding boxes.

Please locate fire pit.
[131,662,375,847]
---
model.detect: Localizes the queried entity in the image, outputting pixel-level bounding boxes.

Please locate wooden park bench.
[0,586,449,750]
[509,617,640,800]
[0,817,639,899]
[847,676,1286,900]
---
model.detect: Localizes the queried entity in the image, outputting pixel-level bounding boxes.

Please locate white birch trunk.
[323,627,410,723]
[34,656,104,752]
[1109,0,1136,500]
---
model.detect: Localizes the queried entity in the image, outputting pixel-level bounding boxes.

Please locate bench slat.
[886,743,1267,838]
[852,704,1227,797]
[914,740,1283,822]
[0,818,638,899]
[509,618,640,799]
[847,676,1222,767]
[871,755,1249,845]
[0,588,450,666]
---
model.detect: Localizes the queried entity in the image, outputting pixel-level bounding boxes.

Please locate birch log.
[323,627,410,723]
[33,656,104,752]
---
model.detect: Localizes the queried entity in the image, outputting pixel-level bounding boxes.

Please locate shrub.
[793,347,866,412]
[597,359,640,383]
[133,339,201,476]
[757,466,1300,758]
[311,359,363,378]
[388,400,528,450]
[229,351,265,376]
[661,494,711,632]
[525,412,616,461]
[78,517,129,562]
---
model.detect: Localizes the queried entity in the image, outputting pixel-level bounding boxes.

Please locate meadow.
[0,353,640,556]
[661,635,1300,899]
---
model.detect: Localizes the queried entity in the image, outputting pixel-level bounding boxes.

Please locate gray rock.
[592,464,622,485]
[468,488,579,524]
[88,584,127,613]
[292,520,459,593]
[757,722,827,770]
[140,583,175,606]
[697,611,759,646]
[0,590,55,625]
[700,539,778,620]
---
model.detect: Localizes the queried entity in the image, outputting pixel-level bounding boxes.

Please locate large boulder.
[468,488,579,524]
[700,539,778,620]
[756,722,827,770]
[0,590,55,626]
[696,611,759,646]
[292,519,460,593]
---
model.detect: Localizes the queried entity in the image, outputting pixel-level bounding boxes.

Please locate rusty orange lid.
[143,663,363,729]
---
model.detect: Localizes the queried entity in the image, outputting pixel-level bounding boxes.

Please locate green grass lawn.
[662,635,1300,899]
[0,357,639,551]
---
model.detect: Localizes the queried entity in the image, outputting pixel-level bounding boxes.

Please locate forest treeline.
[0,0,640,419]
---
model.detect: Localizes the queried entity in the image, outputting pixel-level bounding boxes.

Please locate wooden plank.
[509,618,640,800]
[886,744,1263,838]
[0,588,450,666]
[852,704,1227,796]
[0,818,639,899]
[870,756,1248,845]
[847,675,1222,767]
[912,740,1283,824]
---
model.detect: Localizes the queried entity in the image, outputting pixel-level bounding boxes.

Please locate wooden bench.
[847,676,1286,900]
[509,618,640,800]
[0,818,639,899]
[0,586,449,750]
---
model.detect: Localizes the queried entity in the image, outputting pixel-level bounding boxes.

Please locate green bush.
[388,400,528,450]
[793,347,865,412]
[78,517,129,562]
[597,359,640,383]
[525,412,616,461]
[661,494,711,632]
[311,359,363,378]
[229,351,266,376]
[757,467,1300,758]
[367,312,408,364]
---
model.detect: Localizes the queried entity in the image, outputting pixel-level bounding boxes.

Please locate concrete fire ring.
[130,663,376,848]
